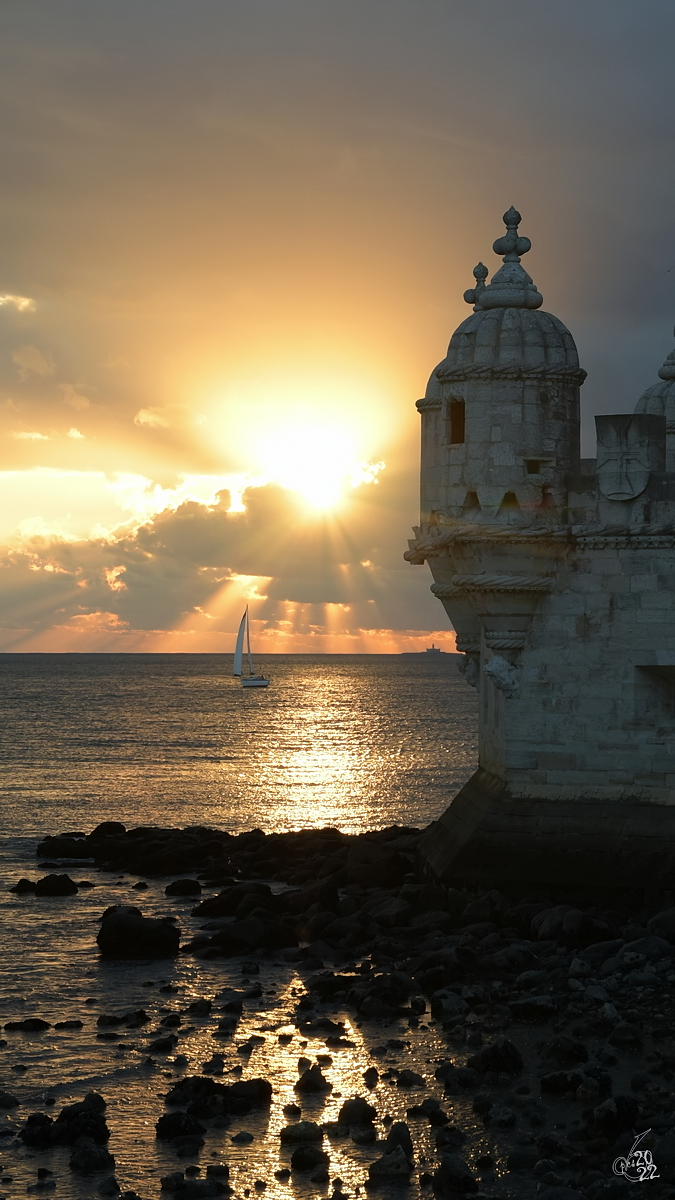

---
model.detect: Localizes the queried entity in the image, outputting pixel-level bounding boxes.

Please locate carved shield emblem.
[595,414,662,502]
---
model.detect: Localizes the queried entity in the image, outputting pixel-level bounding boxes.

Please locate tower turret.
[418,207,585,528]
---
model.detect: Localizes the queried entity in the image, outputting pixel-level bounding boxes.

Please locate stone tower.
[407,208,675,887]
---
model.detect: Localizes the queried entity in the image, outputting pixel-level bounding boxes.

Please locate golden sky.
[1,0,675,651]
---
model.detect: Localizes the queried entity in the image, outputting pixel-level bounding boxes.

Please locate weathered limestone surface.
[408,208,675,886]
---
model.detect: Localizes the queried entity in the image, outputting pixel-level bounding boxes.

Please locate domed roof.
[634,329,675,429]
[423,208,585,400]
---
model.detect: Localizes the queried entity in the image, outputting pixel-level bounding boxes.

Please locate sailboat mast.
[233,609,247,676]
[245,606,254,676]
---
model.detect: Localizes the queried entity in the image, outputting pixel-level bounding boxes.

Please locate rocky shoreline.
[2,820,675,1199]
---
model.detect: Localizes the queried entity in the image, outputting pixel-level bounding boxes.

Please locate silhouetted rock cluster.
[97,905,181,958]
[7,820,675,1198]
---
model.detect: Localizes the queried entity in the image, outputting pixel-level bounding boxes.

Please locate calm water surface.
[1,654,477,836]
[0,654,478,1199]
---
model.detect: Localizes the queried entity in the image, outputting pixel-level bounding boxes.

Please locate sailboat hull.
[241,677,270,688]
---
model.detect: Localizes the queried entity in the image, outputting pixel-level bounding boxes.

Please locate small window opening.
[540,487,556,510]
[447,400,465,444]
[635,666,675,726]
[525,459,542,474]
[461,490,481,517]
[497,491,521,516]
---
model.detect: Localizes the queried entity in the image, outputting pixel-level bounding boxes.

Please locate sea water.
[0,654,478,1199]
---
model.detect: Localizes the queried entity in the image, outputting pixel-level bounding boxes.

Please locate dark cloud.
[0,477,442,643]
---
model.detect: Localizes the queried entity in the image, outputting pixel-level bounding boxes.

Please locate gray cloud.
[0,476,442,641]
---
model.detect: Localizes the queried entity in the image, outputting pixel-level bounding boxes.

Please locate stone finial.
[493,207,532,262]
[658,326,675,381]
[473,207,543,311]
[463,262,489,310]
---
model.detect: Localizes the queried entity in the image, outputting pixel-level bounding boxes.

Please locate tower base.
[418,769,675,890]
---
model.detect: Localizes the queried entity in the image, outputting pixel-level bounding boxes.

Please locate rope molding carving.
[485,634,527,649]
[452,574,552,592]
[577,536,675,550]
[435,364,587,384]
[456,637,480,652]
[416,398,442,411]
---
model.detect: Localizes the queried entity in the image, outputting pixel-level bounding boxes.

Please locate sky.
[1,0,675,652]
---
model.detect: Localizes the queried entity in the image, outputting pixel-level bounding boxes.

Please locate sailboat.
[233,606,270,688]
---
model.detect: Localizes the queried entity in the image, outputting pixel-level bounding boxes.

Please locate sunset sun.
[258,420,384,511]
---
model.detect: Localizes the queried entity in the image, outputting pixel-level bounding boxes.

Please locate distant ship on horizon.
[401,642,456,656]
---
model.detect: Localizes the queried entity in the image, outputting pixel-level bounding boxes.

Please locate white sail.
[233,609,247,676]
[245,607,255,677]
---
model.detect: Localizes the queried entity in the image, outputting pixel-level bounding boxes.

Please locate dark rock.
[97,906,180,958]
[472,1092,495,1117]
[36,834,93,858]
[531,905,575,940]
[337,1097,375,1125]
[461,891,509,926]
[291,1143,329,1171]
[35,873,79,896]
[52,1092,110,1145]
[608,1022,641,1046]
[98,1177,121,1197]
[9,878,36,893]
[540,1070,586,1096]
[97,1010,149,1028]
[231,1130,254,1143]
[434,1125,466,1151]
[166,879,202,896]
[588,1095,639,1141]
[89,821,127,840]
[397,1069,426,1088]
[294,1065,332,1093]
[368,1144,412,1180]
[279,1121,323,1143]
[17,1113,53,1146]
[384,1121,414,1161]
[161,1169,186,1189]
[0,1090,19,1108]
[541,1036,588,1066]
[536,1191,585,1200]
[370,898,411,927]
[506,1146,539,1170]
[433,1152,478,1194]
[187,998,212,1016]
[4,1018,50,1031]
[192,882,273,919]
[156,1112,206,1141]
[55,1019,83,1030]
[656,1131,675,1167]
[430,989,469,1023]
[363,1066,378,1088]
[148,1035,178,1054]
[408,1097,448,1125]
[69,1135,115,1172]
[467,1037,523,1075]
[648,906,675,941]
[165,1075,271,1117]
[510,994,557,1021]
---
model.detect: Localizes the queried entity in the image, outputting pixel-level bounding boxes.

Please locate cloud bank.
[0,476,447,651]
